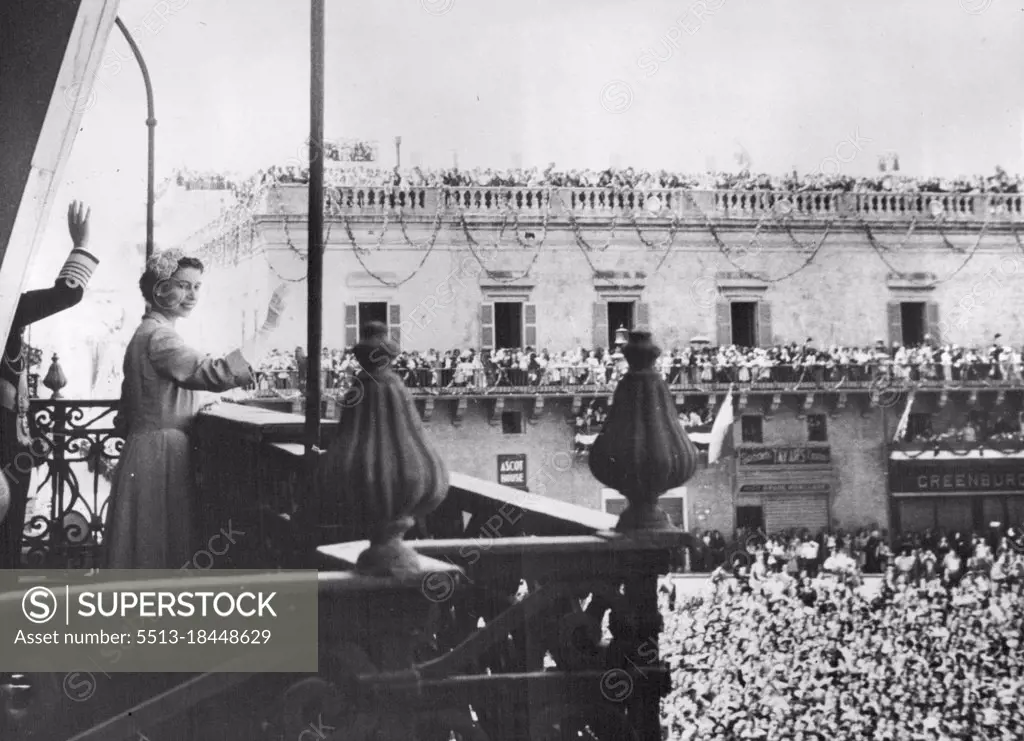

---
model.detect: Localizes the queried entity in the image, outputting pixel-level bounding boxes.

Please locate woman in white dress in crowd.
[106,249,287,569]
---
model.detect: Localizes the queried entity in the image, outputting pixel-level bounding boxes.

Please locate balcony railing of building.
[10,351,695,740]
[263,184,1024,223]
[254,362,1024,399]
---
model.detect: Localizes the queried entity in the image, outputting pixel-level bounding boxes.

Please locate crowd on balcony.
[234,163,1024,194]
[662,530,1024,739]
[908,413,1024,446]
[251,337,1024,395]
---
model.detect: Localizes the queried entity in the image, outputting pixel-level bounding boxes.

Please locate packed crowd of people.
[661,528,1024,739]
[253,337,1024,394]
[263,164,1024,194]
[689,526,1024,576]
[173,163,1024,195]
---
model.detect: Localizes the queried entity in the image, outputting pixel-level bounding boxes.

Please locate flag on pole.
[893,389,916,442]
[708,385,736,464]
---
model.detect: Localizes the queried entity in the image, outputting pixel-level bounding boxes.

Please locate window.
[741,415,763,444]
[730,302,758,347]
[900,302,926,347]
[736,505,764,531]
[606,301,635,348]
[502,411,523,434]
[807,414,828,442]
[358,302,388,326]
[494,302,523,349]
[907,413,933,441]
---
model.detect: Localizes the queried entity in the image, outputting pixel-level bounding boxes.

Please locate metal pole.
[115,18,156,259]
[305,0,325,453]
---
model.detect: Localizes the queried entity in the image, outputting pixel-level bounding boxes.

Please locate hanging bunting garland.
[866,220,988,288]
[627,211,680,250]
[566,210,621,251]
[713,222,832,283]
[858,216,918,253]
[396,195,447,250]
[679,189,832,283]
[457,207,545,285]
[509,195,552,248]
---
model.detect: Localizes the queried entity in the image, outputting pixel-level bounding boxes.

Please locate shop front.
[889,450,1024,532]
[735,445,835,533]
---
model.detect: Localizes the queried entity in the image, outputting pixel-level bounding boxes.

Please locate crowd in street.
[173,164,1024,195]
[661,530,1024,739]
[689,527,1024,577]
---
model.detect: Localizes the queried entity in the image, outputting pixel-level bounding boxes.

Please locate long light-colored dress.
[105,311,252,569]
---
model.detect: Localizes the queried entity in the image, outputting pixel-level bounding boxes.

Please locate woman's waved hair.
[139,256,205,303]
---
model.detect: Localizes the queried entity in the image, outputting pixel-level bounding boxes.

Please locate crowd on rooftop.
[174,164,1024,195]
[661,529,1024,739]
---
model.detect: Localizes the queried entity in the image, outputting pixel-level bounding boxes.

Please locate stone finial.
[588,330,699,531]
[43,353,67,399]
[317,322,448,576]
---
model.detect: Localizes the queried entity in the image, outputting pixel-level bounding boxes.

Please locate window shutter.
[716,301,732,346]
[926,301,939,341]
[593,302,609,349]
[636,302,650,329]
[524,303,537,348]
[756,302,773,347]
[480,303,495,349]
[887,302,902,346]
[344,304,358,346]
[388,303,402,345]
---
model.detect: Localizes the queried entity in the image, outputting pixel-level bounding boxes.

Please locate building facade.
[193,184,1024,537]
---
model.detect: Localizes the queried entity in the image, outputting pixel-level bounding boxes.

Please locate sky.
[39,0,1024,274]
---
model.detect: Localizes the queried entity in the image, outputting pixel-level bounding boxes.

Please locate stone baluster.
[317,321,449,576]
[588,329,699,531]
[587,328,700,740]
[42,353,67,399]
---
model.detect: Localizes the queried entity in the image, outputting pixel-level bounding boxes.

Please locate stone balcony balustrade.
[4,330,697,740]
[258,184,1024,225]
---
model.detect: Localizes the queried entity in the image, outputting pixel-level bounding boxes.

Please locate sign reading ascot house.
[498,454,527,490]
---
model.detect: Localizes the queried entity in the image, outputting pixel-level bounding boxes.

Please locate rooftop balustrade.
[259,183,1024,223]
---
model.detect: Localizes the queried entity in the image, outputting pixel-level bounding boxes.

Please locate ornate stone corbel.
[939,390,948,409]
[738,392,748,411]
[798,393,814,417]
[422,396,435,423]
[675,393,686,413]
[453,397,467,426]
[831,392,847,418]
[489,396,506,426]
[571,395,582,416]
[968,390,979,407]
[528,395,545,424]
[770,393,783,415]
[996,389,1006,407]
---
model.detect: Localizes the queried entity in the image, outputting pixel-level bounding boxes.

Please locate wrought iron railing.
[20,398,121,568]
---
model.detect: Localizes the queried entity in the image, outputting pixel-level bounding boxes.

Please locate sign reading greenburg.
[0,570,318,672]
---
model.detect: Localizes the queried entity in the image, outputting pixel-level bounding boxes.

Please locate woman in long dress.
[106,248,285,569]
